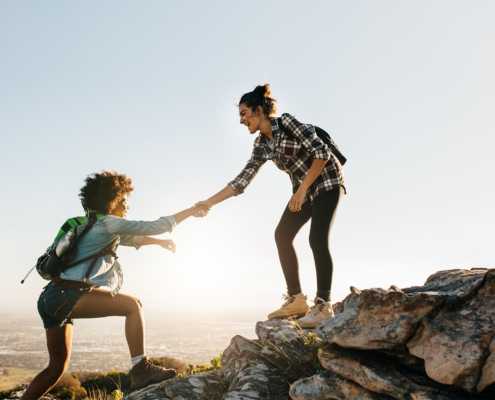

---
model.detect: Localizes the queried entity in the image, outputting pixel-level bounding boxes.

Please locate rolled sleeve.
[120,235,145,249]
[228,145,266,195]
[164,215,177,231]
[281,113,330,161]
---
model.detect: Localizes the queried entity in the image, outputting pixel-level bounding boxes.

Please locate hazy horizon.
[0,310,264,373]
[1,1,494,316]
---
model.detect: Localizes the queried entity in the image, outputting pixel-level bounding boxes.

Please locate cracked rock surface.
[407,270,495,393]
[318,345,473,400]
[123,370,226,400]
[314,268,495,399]
[290,370,394,400]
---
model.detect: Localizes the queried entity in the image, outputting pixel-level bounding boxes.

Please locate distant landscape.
[0,310,264,392]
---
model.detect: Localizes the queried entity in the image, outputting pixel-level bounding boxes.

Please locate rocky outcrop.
[314,268,495,398]
[125,268,495,399]
[406,270,495,393]
[289,370,394,400]
[6,385,57,399]
[221,334,289,399]
[124,369,226,399]
[125,320,316,399]
[317,345,472,400]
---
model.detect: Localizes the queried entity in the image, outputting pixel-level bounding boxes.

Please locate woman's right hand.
[194,201,212,217]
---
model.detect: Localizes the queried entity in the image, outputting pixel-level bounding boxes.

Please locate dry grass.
[0,368,38,392]
[261,318,325,381]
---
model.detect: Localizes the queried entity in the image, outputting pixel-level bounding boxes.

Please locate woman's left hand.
[289,188,307,212]
[159,239,176,253]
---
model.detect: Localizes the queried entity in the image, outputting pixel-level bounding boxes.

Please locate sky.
[1,1,494,315]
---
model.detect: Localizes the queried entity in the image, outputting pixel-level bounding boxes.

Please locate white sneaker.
[296,297,334,329]
[267,293,309,320]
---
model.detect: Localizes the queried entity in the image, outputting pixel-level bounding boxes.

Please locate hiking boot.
[267,293,309,320]
[130,356,176,390]
[296,297,334,329]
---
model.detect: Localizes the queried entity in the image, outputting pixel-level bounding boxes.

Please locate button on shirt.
[229,113,345,203]
[60,215,176,295]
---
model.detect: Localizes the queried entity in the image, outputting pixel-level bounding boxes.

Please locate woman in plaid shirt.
[196,84,345,328]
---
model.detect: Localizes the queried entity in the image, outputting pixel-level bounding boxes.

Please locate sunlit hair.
[239,84,277,117]
[79,171,134,215]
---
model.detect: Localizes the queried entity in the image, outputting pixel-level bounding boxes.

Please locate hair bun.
[253,84,271,97]
[238,84,277,117]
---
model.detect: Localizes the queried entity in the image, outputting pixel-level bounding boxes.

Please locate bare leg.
[69,289,145,357]
[21,325,72,400]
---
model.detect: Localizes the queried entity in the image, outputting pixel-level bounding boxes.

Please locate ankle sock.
[316,290,331,302]
[131,354,146,367]
[288,287,302,297]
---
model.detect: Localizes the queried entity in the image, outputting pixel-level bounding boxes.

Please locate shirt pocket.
[278,139,301,159]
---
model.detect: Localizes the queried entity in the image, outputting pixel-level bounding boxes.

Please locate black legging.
[274,186,343,299]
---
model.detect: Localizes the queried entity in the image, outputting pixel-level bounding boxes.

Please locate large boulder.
[256,320,323,379]
[316,268,495,398]
[407,269,495,393]
[123,370,225,400]
[318,345,473,400]
[316,269,487,354]
[124,268,495,400]
[290,370,394,400]
[221,335,290,399]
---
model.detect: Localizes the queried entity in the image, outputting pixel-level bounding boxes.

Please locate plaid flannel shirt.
[229,113,345,203]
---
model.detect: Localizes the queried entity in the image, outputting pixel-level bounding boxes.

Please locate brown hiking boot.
[130,356,176,390]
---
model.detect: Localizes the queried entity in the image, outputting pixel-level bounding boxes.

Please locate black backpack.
[277,117,347,166]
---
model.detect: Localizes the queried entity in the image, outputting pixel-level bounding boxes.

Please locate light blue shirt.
[60,214,176,295]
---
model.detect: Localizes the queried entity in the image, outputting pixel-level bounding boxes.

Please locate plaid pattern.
[229,113,345,203]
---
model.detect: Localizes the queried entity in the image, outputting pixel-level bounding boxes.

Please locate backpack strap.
[72,212,98,244]
[277,118,291,137]
[83,237,119,282]
[278,117,347,166]
[58,213,101,272]
[63,237,117,269]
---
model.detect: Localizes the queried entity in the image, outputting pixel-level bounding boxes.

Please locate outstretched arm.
[141,237,176,253]
[173,204,210,224]
[119,205,209,253]
[194,185,236,216]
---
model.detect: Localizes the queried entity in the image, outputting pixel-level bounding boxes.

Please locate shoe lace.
[143,357,159,370]
[281,294,296,307]
[308,301,325,316]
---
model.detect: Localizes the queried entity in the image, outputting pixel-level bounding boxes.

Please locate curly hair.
[79,171,134,214]
[239,84,277,117]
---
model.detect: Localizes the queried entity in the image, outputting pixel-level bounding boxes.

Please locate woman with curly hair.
[195,84,345,329]
[22,171,208,399]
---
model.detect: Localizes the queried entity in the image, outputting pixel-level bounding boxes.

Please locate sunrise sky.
[1,1,494,314]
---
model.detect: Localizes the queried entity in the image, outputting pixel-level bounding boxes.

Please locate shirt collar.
[257,117,280,144]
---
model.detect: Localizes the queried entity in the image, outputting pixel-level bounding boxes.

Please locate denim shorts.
[37,281,92,329]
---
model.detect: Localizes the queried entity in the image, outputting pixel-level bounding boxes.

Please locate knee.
[47,360,68,381]
[127,296,143,315]
[275,225,291,246]
[309,233,329,253]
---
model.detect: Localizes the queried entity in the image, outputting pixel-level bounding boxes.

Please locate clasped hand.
[193,201,212,217]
